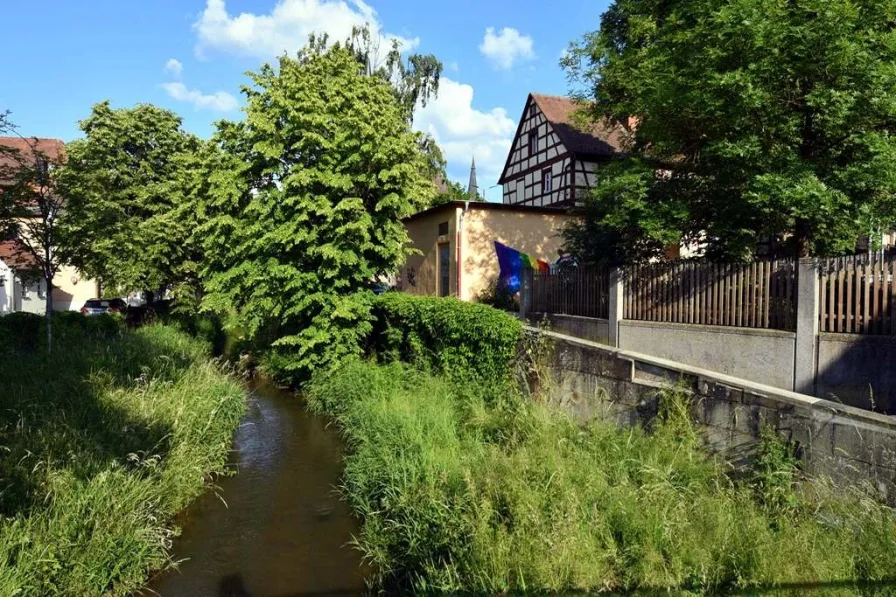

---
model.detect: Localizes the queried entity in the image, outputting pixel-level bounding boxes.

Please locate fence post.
[794,258,819,394]
[520,268,533,321]
[609,267,624,348]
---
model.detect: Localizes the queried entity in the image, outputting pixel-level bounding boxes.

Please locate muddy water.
[145,381,366,597]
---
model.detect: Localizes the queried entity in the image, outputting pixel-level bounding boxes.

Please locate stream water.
[144,381,367,597]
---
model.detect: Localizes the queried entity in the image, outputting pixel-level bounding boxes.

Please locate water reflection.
[144,382,366,597]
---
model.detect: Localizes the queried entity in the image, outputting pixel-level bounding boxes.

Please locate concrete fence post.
[608,267,625,348]
[519,268,533,320]
[794,258,820,394]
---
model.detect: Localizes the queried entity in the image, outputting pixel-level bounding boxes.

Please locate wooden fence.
[819,255,896,335]
[624,260,798,331]
[531,267,610,319]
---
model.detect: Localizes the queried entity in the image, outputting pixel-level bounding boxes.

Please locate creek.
[145,381,366,597]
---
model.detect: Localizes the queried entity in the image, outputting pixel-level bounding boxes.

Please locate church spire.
[467,157,479,200]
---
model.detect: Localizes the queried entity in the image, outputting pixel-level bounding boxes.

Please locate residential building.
[400,200,573,301]
[498,93,628,208]
[0,136,99,315]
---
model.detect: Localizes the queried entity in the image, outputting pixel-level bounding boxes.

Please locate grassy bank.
[307,359,896,594]
[0,315,246,596]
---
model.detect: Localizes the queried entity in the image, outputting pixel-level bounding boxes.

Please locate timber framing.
[498,93,623,209]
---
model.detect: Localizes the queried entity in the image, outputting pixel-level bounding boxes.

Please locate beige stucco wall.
[400,206,461,297]
[460,208,574,301]
[52,264,100,311]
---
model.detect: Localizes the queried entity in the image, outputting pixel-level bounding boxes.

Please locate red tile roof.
[0,240,39,270]
[0,136,65,176]
[530,93,628,158]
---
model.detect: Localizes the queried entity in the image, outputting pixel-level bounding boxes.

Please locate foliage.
[476,275,520,312]
[369,293,522,382]
[563,159,688,267]
[564,0,896,261]
[341,24,442,124]
[57,101,202,297]
[198,43,431,385]
[308,360,896,593]
[0,323,245,596]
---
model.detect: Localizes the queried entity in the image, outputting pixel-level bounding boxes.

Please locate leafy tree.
[0,119,67,350]
[199,42,431,382]
[430,178,486,207]
[57,101,200,300]
[564,0,896,261]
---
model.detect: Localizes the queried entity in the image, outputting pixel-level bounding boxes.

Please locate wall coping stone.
[819,332,896,347]
[530,313,611,325]
[619,319,796,340]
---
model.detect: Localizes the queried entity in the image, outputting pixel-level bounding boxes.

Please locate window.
[438,243,451,297]
[543,169,553,193]
[528,132,538,156]
[529,104,537,120]
[438,221,449,236]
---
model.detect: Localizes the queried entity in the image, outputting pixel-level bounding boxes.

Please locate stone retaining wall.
[532,327,896,501]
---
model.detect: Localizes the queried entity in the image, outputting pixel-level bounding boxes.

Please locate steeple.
[467,157,479,200]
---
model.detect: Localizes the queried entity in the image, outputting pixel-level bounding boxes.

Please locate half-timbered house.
[498,93,627,208]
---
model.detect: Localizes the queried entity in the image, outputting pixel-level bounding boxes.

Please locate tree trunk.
[45,277,53,354]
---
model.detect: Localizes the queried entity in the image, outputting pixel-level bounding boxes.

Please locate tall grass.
[307,359,896,594]
[0,319,246,596]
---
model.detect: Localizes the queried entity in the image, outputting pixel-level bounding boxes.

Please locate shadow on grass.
[0,320,189,518]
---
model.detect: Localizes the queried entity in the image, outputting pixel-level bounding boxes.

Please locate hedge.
[369,293,522,382]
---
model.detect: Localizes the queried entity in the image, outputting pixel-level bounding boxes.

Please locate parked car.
[80,298,127,316]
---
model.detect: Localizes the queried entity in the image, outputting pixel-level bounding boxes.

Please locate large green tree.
[57,102,201,298]
[564,0,896,262]
[199,42,430,382]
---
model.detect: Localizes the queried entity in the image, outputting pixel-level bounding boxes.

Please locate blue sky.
[2,0,610,201]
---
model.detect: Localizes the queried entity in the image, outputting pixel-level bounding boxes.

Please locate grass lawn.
[308,359,896,594]
[0,315,245,596]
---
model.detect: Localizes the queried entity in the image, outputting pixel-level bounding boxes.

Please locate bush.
[0,311,124,355]
[369,293,522,382]
[308,360,896,594]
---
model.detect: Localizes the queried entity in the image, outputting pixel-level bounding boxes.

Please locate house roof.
[0,136,65,176]
[403,200,570,224]
[529,93,627,159]
[0,240,38,271]
[498,93,628,185]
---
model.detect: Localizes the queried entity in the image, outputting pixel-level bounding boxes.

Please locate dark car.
[80,298,127,316]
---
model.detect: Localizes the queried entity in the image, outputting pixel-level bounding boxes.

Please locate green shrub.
[0,323,245,596]
[369,293,522,382]
[0,312,43,353]
[308,360,896,594]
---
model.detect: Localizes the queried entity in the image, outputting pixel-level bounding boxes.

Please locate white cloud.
[194,0,419,59]
[164,58,184,77]
[161,82,239,112]
[414,77,516,194]
[479,27,534,70]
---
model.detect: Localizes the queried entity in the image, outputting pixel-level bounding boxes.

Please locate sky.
[2,0,610,202]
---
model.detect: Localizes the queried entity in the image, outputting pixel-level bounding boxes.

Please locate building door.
[438,242,450,297]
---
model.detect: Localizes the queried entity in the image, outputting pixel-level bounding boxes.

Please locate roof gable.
[498,93,627,184]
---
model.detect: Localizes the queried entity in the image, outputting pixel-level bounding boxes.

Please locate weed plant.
[0,318,246,596]
[307,359,896,594]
